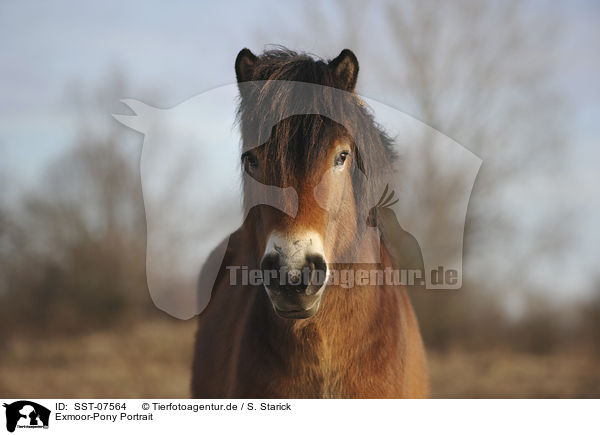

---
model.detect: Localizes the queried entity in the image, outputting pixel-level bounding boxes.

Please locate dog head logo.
[3,401,50,433]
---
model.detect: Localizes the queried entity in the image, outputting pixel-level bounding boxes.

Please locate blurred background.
[1,0,599,398]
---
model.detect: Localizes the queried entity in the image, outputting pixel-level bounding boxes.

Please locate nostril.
[306,254,327,274]
[260,253,279,272]
[305,254,328,293]
[261,253,281,293]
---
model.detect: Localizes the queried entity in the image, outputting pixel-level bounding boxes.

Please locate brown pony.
[191,47,429,398]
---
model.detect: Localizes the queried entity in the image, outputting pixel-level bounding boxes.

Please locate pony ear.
[329,49,359,92]
[235,48,258,83]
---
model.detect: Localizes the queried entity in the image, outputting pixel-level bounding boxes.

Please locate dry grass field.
[428,349,600,398]
[1,320,599,398]
[0,320,196,398]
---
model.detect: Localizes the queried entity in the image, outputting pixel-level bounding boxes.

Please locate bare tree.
[0,76,152,337]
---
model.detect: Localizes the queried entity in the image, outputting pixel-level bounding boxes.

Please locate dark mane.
[245,47,332,86]
[236,48,397,214]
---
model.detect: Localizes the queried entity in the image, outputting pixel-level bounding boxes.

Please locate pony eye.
[334,151,349,167]
[242,152,259,171]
